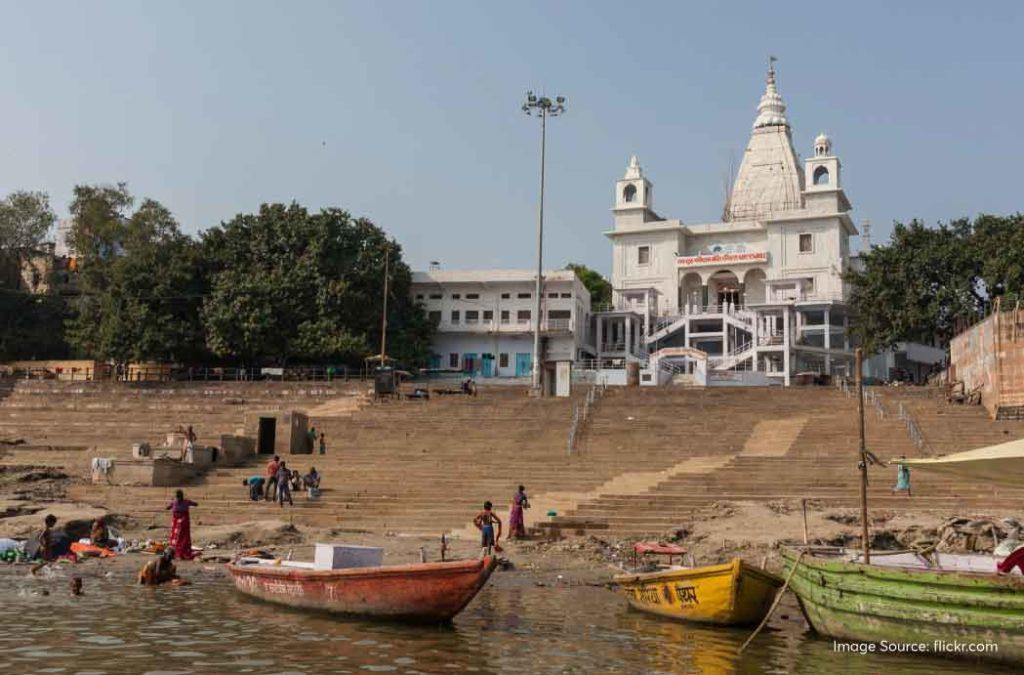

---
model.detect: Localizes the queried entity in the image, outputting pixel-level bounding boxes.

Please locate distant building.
[595,62,859,385]
[410,269,593,378]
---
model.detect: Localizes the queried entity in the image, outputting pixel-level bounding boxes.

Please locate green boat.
[781,546,1024,665]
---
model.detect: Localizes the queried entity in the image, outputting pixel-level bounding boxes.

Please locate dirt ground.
[1,464,1016,589]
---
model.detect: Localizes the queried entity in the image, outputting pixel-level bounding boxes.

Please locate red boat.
[226,555,497,622]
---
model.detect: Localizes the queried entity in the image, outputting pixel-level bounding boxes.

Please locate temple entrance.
[709,271,741,309]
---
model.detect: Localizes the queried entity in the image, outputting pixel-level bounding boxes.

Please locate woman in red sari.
[508,485,529,539]
[166,489,198,560]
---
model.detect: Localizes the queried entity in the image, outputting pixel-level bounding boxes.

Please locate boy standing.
[473,501,502,558]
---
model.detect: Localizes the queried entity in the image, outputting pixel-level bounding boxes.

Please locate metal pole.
[381,247,389,361]
[856,347,870,564]
[531,108,546,394]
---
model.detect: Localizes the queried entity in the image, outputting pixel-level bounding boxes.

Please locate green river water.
[0,570,1012,674]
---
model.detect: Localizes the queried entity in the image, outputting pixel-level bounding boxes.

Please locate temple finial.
[767,55,777,84]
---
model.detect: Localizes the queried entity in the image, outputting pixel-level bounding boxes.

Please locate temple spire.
[753,56,788,129]
[623,154,643,179]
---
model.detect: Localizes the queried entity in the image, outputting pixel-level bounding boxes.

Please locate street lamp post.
[522,91,566,395]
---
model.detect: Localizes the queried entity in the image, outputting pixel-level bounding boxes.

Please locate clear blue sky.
[1,2,1021,275]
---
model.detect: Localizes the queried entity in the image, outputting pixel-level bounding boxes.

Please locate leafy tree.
[201,203,432,367]
[0,292,70,360]
[972,213,1024,305]
[846,219,988,353]
[566,262,612,307]
[65,185,208,364]
[0,191,55,254]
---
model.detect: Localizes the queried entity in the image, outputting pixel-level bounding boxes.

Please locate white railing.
[896,400,931,452]
[568,381,607,456]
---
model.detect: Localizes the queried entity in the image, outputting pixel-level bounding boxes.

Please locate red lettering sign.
[676,251,768,267]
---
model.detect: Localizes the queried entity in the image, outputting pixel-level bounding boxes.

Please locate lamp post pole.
[522,91,566,395]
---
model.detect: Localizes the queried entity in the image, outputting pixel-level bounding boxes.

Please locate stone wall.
[951,309,1024,418]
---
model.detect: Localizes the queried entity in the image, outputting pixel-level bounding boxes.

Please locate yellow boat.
[614,555,783,626]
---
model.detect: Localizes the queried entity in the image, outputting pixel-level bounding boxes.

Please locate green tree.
[0,190,55,254]
[65,184,208,364]
[566,262,612,307]
[846,219,984,353]
[201,203,432,366]
[972,213,1024,305]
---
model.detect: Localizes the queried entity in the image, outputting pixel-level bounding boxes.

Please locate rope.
[738,550,805,654]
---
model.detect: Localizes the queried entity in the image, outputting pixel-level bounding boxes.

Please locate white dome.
[814,133,830,146]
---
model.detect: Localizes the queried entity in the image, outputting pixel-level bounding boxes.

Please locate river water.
[0,569,1011,674]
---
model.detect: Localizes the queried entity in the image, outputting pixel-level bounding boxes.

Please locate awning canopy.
[902,437,1024,486]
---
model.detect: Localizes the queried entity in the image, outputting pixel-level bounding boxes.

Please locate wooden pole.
[380,247,390,361]
[856,347,870,564]
[801,498,809,545]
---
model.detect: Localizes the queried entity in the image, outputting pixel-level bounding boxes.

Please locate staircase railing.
[567,381,606,456]
[896,400,931,453]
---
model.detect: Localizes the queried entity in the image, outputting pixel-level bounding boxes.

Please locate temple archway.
[708,270,741,309]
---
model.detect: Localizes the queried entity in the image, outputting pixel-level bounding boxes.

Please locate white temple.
[595,61,859,385]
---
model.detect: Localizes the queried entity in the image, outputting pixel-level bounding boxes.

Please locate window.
[623,183,637,203]
[501,292,510,299]
[450,310,460,323]
[466,293,479,299]
[429,293,442,300]
[813,166,830,186]
[449,353,459,368]
[517,292,531,299]
[548,293,558,299]
[638,246,650,265]
[517,310,531,323]
[560,293,571,298]
[465,310,479,323]
[428,311,441,324]
[499,353,509,368]
[548,310,571,319]
[451,293,461,300]
[483,310,493,321]
[799,233,813,253]
[500,310,510,324]
[415,294,424,300]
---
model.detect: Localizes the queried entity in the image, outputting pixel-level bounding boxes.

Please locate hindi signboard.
[676,251,768,268]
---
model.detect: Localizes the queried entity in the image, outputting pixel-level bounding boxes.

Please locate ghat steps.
[3,381,1023,538]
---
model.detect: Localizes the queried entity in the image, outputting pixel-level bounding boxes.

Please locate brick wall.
[951,310,1024,417]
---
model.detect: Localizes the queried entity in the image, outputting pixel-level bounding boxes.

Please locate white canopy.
[902,437,1024,485]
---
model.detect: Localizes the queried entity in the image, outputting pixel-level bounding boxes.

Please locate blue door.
[481,354,494,378]
[515,353,532,377]
[463,353,478,374]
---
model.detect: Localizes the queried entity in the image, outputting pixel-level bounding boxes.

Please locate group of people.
[245,455,321,506]
[473,485,530,558]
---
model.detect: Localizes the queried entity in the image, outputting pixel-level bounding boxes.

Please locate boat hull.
[226,556,496,623]
[782,547,1024,664]
[614,558,783,626]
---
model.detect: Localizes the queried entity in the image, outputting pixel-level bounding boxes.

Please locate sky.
[1,2,1021,275]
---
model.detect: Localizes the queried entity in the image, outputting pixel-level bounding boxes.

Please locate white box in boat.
[314,544,384,570]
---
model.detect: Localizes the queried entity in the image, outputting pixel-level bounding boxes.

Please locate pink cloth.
[167,499,197,560]
[509,492,526,538]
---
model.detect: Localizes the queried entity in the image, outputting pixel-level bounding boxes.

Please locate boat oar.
[737,550,806,654]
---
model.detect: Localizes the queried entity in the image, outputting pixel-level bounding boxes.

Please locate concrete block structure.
[951,309,1024,419]
[245,410,310,455]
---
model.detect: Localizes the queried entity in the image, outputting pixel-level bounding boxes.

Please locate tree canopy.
[201,203,432,366]
[65,185,207,364]
[846,214,1023,354]
[566,262,612,307]
[0,191,55,254]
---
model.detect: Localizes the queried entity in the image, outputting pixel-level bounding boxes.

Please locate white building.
[597,62,859,385]
[410,269,592,379]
